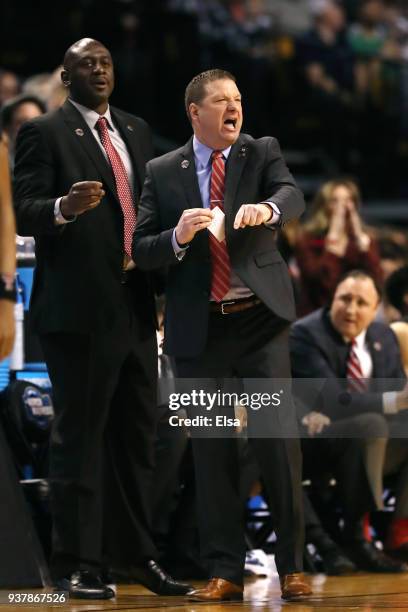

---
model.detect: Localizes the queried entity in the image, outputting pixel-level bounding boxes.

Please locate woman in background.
[294,178,382,315]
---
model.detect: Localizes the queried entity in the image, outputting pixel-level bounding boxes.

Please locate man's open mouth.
[224,118,237,128]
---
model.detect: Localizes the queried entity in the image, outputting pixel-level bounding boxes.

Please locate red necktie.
[346,339,368,392]
[209,151,231,302]
[96,116,136,257]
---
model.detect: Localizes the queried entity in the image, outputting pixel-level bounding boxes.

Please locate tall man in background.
[133,69,312,602]
[13,38,191,599]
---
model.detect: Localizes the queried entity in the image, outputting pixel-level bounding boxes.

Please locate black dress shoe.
[346,540,408,573]
[56,570,115,599]
[319,547,356,575]
[386,543,408,564]
[131,560,193,595]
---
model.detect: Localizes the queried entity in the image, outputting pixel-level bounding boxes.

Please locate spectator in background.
[0,131,16,360]
[378,235,408,281]
[0,69,21,108]
[1,95,46,168]
[294,179,382,315]
[296,0,355,167]
[23,67,68,111]
[348,0,402,195]
[386,266,408,376]
[374,236,408,323]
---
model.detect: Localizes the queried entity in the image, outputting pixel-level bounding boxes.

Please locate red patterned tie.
[96,116,136,257]
[346,339,368,392]
[209,151,231,302]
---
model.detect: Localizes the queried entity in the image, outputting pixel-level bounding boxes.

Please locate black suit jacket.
[13,100,155,335]
[132,134,305,357]
[290,308,406,420]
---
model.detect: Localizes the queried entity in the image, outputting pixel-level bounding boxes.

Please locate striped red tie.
[209,151,231,302]
[96,117,136,257]
[346,339,368,393]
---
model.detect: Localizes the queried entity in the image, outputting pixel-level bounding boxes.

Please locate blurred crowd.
[2,0,408,197]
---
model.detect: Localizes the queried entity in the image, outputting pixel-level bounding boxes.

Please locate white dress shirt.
[54,98,134,224]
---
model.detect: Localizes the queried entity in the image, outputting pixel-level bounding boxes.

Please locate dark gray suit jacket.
[13,100,156,335]
[290,308,406,420]
[132,133,305,357]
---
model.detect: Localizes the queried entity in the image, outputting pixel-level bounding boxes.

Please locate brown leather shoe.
[280,573,312,600]
[188,578,243,601]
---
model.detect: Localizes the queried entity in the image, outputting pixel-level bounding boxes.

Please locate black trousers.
[175,302,304,585]
[40,286,158,579]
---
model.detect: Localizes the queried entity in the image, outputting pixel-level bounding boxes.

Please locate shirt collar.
[68,98,114,131]
[350,329,367,349]
[193,135,231,169]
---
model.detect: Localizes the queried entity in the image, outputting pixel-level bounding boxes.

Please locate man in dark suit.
[13,38,191,599]
[291,270,408,567]
[133,69,312,602]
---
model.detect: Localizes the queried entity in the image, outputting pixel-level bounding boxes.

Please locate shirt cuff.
[54,197,77,225]
[261,201,281,226]
[383,391,398,415]
[172,228,189,260]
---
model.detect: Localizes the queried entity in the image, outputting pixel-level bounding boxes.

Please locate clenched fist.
[233,203,272,229]
[60,181,105,217]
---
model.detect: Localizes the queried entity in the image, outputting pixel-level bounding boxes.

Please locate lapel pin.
[75,128,84,137]
[373,342,382,351]
[127,124,134,132]
[181,159,190,169]
[238,145,247,158]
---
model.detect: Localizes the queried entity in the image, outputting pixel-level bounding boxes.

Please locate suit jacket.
[13,99,155,335]
[290,308,406,420]
[132,133,305,357]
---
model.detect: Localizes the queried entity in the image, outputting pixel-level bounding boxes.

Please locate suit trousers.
[39,285,158,579]
[301,413,386,524]
[175,302,304,585]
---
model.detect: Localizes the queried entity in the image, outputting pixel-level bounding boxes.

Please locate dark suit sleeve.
[132,161,177,270]
[13,121,62,237]
[262,138,305,225]
[290,323,385,420]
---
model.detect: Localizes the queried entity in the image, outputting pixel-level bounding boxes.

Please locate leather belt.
[210,296,261,315]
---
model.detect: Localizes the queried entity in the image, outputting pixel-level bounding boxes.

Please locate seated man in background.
[291,270,408,567]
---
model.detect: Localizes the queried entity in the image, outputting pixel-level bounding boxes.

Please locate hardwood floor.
[3,573,408,612]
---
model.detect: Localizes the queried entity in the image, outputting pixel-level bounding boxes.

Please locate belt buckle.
[221,300,235,315]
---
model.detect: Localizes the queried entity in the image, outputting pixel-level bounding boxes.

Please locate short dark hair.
[385,266,408,314]
[1,94,47,129]
[379,238,408,263]
[184,69,236,122]
[336,269,382,300]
